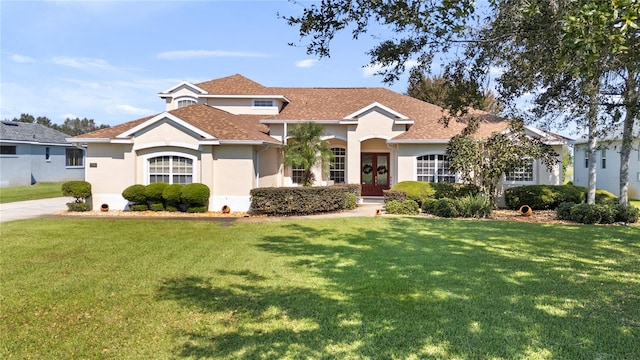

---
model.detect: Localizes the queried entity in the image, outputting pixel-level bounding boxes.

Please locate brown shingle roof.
[75,104,277,144]
[76,74,511,142]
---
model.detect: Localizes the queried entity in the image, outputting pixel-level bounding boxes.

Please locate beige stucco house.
[70,74,568,211]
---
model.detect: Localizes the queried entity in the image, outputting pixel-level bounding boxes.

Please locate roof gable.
[117,112,215,139]
[159,81,208,96]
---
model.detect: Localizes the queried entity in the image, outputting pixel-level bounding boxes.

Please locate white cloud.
[111,104,155,116]
[60,113,79,120]
[295,59,319,68]
[51,57,119,71]
[157,50,270,60]
[10,54,36,63]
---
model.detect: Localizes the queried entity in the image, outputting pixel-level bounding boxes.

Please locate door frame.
[361,152,390,196]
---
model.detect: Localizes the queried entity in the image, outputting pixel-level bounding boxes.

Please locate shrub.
[344,193,357,210]
[61,181,92,203]
[595,189,617,205]
[66,202,90,212]
[385,199,420,215]
[505,185,585,210]
[454,194,492,218]
[145,182,168,203]
[556,202,576,220]
[250,185,361,215]
[162,184,184,204]
[130,204,149,212]
[122,184,147,204]
[569,203,617,224]
[186,206,207,213]
[391,181,479,206]
[421,198,438,214]
[150,203,165,212]
[614,204,639,223]
[597,204,617,224]
[383,190,407,204]
[181,183,210,206]
[432,198,459,218]
[165,205,179,212]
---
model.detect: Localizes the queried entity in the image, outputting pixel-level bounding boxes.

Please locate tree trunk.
[619,70,638,205]
[586,89,599,205]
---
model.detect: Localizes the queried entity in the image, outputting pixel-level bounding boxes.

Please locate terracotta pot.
[519,205,532,217]
[100,203,109,212]
[222,205,230,214]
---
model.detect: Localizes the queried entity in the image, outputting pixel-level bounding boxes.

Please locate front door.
[361,153,390,196]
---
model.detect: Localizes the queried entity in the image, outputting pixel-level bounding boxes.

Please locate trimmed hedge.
[250,185,361,216]
[391,181,479,207]
[505,185,618,210]
[122,184,147,204]
[162,184,184,205]
[556,201,638,224]
[66,202,90,212]
[385,199,420,215]
[146,182,168,203]
[62,181,92,203]
[181,183,210,206]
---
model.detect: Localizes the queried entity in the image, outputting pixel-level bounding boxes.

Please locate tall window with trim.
[416,154,455,183]
[330,147,346,183]
[149,156,193,184]
[66,148,84,167]
[505,161,534,181]
[291,166,305,184]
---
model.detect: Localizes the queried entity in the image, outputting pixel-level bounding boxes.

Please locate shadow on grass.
[157,218,639,358]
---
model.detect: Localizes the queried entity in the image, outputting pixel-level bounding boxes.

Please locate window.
[253,100,274,107]
[45,147,50,161]
[601,149,606,169]
[1,145,16,155]
[148,156,193,184]
[292,167,305,184]
[585,149,589,168]
[177,99,196,108]
[66,148,84,167]
[416,154,455,183]
[505,161,534,181]
[330,147,346,183]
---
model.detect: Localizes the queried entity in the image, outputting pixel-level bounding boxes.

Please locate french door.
[361,153,390,196]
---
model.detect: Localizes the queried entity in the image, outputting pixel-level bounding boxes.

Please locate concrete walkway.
[0,198,384,223]
[0,197,71,223]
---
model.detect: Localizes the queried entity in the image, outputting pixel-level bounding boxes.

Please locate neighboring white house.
[574,122,640,199]
[1,121,85,188]
[69,74,568,212]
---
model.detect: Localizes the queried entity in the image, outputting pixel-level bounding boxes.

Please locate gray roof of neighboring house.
[0,121,71,145]
[574,122,640,144]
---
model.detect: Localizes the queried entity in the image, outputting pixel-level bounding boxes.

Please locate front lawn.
[1,218,638,359]
[0,182,65,203]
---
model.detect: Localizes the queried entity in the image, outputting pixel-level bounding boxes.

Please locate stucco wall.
[211,145,255,211]
[574,139,640,199]
[0,143,84,188]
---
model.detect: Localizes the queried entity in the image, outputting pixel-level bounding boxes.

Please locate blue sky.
[1,0,421,127]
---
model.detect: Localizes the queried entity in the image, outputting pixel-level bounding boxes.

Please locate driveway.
[0,197,71,223]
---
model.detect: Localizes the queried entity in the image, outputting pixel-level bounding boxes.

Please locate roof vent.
[1,121,19,126]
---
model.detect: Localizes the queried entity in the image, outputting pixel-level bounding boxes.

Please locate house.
[573,122,640,199]
[69,74,567,211]
[0,121,85,188]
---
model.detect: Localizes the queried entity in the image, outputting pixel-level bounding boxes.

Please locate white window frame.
[330,147,346,184]
[176,97,197,108]
[65,148,84,168]
[505,160,535,182]
[291,166,305,185]
[253,99,274,107]
[415,153,457,183]
[143,152,198,185]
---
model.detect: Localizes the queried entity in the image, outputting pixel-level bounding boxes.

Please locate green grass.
[0,182,65,203]
[1,217,639,359]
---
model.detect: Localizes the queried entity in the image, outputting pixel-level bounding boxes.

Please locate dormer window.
[253,100,274,107]
[177,98,196,108]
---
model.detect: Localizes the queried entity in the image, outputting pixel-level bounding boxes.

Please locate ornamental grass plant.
[1,218,638,359]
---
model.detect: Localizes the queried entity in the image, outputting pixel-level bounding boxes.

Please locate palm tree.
[283,122,333,186]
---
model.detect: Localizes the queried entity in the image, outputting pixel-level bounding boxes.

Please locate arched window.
[330,147,346,183]
[177,98,196,108]
[416,154,455,183]
[148,155,193,184]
